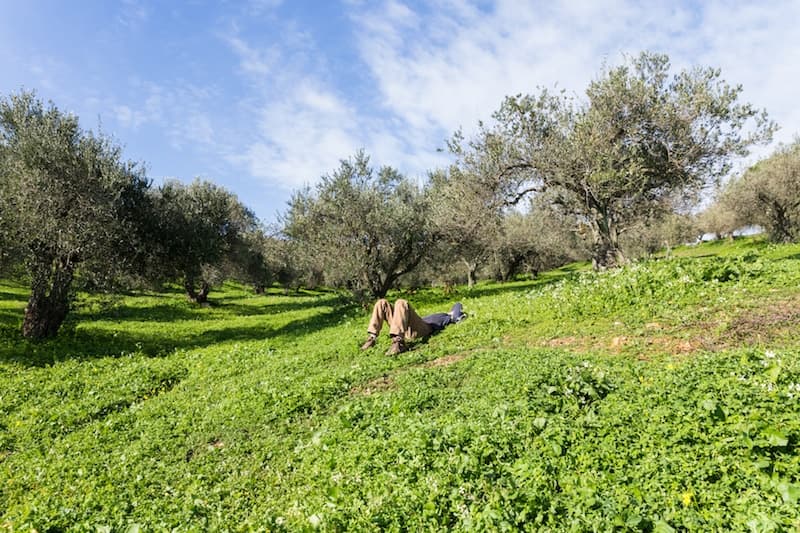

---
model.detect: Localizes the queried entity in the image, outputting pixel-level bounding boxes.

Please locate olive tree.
[620,211,698,258]
[0,91,151,339]
[721,140,800,243]
[225,226,274,294]
[264,230,324,293]
[454,51,775,268]
[149,178,258,303]
[283,151,431,301]
[428,167,504,287]
[492,195,589,281]
[225,224,309,295]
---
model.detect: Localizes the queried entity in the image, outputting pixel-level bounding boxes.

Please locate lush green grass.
[2,238,800,531]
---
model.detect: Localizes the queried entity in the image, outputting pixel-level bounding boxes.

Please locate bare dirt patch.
[721,295,800,347]
[609,336,628,351]
[420,353,468,368]
[645,336,702,354]
[350,374,395,396]
[532,295,800,358]
[351,351,475,397]
[545,336,578,347]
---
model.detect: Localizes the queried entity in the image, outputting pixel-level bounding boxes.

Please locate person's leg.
[367,298,393,336]
[390,299,433,340]
[362,299,393,350]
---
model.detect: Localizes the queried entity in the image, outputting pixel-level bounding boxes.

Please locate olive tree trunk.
[184,276,211,304]
[590,214,626,270]
[460,258,480,288]
[22,257,74,339]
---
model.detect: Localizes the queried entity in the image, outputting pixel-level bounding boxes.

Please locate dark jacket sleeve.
[421,312,452,332]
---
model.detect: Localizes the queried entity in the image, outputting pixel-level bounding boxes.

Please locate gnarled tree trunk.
[184,276,211,304]
[22,257,74,339]
[461,258,479,288]
[590,214,626,270]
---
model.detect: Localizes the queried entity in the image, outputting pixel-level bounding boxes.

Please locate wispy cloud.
[168,0,800,213]
[100,80,221,156]
[346,0,799,172]
[225,35,280,78]
[4,0,797,223]
[222,7,458,193]
[117,0,149,29]
[238,79,362,190]
[246,0,284,16]
[24,55,67,94]
[223,24,371,191]
[352,1,695,134]
[689,0,800,160]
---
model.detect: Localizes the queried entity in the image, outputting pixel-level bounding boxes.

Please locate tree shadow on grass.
[678,253,717,259]
[0,290,27,301]
[456,271,578,300]
[776,252,800,261]
[0,309,23,322]
[69,291,346,322]
[0,301,358,368]
[0,282,357,367]
[74,303,209,322]
[217,296,349,317]
[381,273,577,312]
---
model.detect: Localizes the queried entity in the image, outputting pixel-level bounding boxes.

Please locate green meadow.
[2,238,800,531]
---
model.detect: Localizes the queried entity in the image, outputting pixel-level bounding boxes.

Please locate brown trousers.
[367,298,433,340]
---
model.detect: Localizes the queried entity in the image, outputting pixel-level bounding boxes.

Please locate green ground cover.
[2,238,800,531]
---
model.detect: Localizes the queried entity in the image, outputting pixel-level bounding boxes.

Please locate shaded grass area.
[0,284,356,366]
[1,237,800,531]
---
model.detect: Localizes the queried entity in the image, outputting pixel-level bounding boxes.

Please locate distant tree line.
[700,139,800,243]
[1,50,792,339]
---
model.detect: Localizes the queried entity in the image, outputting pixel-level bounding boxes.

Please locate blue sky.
[2,1,799,223]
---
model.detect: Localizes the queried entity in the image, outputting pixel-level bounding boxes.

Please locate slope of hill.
[2,237,800,531]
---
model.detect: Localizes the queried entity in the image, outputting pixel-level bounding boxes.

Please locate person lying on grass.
[360,299,467,355]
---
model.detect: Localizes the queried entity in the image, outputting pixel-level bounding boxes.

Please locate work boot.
[360,334,377,350]
[386,336,406,356]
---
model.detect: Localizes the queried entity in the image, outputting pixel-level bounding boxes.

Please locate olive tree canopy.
[0,91,151,338]
[148,178,258,303]
[453,51,775,268]
[283,151,431,301]
[721,139,800,243]
[427,167,504,287]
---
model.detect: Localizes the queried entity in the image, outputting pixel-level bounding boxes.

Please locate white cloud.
[102,81,221,154]
[235,79,362,190]
[25,56,65,94]
[246,0,284,15]
[691,1,800,151]
[223,28,369,190]
[347,0,799,171]
[171,112,216,148]
[221,0,800,208]
[6,0,798,223]
[113,104,145,128]
[225,36,279,78]
[117,0,149,29]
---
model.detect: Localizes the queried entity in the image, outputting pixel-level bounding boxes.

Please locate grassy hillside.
[2,238,800,531]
